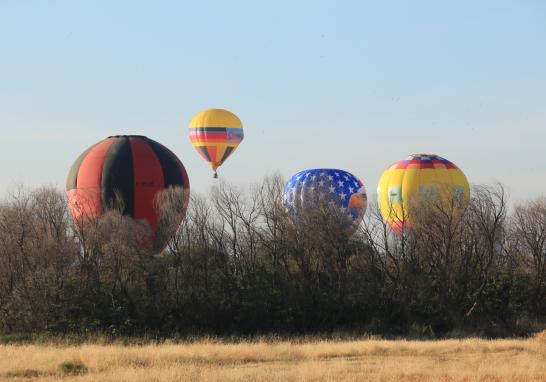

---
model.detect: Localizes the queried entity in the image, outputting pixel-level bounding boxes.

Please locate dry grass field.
[1,333,545,382]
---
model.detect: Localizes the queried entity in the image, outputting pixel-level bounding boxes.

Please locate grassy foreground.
[1,334,545,381]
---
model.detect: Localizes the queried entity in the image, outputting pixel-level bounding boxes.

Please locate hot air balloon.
[283,169,367,232]
[66,135,190,252]
[377,153,469,233]
[188,108,244,178]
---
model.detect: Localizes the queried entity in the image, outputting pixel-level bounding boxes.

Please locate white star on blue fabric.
[283,169,366,223]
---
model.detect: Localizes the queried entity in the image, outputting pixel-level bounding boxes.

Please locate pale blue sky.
[1,1,545,201]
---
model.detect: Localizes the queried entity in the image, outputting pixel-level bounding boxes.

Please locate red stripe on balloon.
[421,162,434,169]
[72,138,115,220]
[189,132,228,139]
[189,132,243,145]
[206,146,217,162]
[129,138,165,240]
[190,137,230,143]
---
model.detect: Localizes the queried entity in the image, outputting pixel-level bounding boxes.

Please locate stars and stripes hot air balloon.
[377,153,469,233]
[66,135,190,252]
[188,108,244,178]
[283,169,367,233]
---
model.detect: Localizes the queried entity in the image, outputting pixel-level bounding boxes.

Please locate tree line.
[0,175,544,338]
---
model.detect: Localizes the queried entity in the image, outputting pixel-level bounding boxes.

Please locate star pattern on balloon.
[284,169,366,222]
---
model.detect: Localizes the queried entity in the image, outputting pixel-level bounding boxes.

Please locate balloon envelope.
[283,169,367,231]
[66,135,190,252]
[377,153,469,233]
[188,108,244,176]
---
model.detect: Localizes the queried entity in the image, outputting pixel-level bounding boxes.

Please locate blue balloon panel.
[283,168,367,230]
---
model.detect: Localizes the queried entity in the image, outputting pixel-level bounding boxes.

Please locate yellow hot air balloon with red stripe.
[377,153,469,233]
[188,108,244,178]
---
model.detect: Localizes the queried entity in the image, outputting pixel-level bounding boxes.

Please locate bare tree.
[512,196,546,315]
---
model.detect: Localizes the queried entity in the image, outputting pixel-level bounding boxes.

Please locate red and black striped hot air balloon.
[66,135,190,252]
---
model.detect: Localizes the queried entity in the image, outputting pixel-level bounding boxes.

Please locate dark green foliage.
[0,182,544,338]
[58,361,88,376]
[0,333,33,343]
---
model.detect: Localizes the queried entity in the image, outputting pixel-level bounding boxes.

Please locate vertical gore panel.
[197,146,211,162]
[129,137,165,240]
[180,159,190,191]
[145,139,184,188]
[220,146,234,163]
[66,143,98,191]
[145,139,190,251]
[207,146,218,162]
[66,189,85,225]
[74,138,115,217]
[101,137,134,216]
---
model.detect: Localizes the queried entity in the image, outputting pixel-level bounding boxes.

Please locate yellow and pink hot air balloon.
[377,153,469,233]
[188,108,244,178]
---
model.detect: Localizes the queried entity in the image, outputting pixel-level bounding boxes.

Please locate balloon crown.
[107,135,147,139]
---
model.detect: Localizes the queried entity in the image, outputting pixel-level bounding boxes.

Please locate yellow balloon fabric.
[188,108,244,175]
[377,154,469,233]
